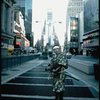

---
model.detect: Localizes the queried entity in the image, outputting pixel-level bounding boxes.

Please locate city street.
[1,0,99,100]
[1,57,99,100]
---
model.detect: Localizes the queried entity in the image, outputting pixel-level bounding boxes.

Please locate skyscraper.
[14,0,25,20]
[65,0,83,54]
[83,0,99,57]
[47,10,53,46]
[66,0,83,35]
[14,0,33,47]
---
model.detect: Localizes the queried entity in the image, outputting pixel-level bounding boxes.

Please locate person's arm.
[58,53,68,69]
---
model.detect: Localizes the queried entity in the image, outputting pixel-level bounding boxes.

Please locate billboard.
[16,34,21,46]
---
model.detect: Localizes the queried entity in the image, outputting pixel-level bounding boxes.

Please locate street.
[1,58,99,100]
[1,0,99,99]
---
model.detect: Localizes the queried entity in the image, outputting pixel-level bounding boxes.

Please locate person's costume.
[48,51,68,100]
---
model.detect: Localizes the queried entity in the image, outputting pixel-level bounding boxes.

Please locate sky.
[32,0,68,48]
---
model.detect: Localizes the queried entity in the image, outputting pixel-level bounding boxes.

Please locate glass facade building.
[84,0,99,33]
[69,17,79,54]
[14,0,33,47]
[65,0,83,53]
[83,0,99,57]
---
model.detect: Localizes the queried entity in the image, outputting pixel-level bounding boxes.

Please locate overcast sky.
[32,0,68,47]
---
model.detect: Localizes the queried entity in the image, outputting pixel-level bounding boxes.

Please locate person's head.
[53,46,61,54]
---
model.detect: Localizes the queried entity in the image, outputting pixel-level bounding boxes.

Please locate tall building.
[46,10,60,52]
[83,0,99,57]
[69,17,79,54]
[14,0,33,47]
[47,10,52,22]
[53,26,60,46]
[66,0,83,32]
[67,0,83,17]
[47,10,53,46]
[25,0,32,17]
[14,0,25,19]
[78,11,84,54]
[25,9,33,47]
[24,0,33,46]
[13,9,30,49]
[65,0,83,54]
[1,0,16,57]
[40,20,46,52]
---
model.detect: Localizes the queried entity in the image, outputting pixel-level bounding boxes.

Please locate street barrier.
[1,54,40,71]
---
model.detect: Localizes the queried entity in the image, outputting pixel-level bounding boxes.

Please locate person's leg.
[56,91,63,100]
[55,92,58,100]
[59,91,63,100]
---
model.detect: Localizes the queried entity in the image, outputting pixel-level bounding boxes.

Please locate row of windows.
[70,0,82,1]
[68,2,83,6]
[71,33,78,37]
[70,37,78,42]
[3,38,13,45]
[68,7,82,12]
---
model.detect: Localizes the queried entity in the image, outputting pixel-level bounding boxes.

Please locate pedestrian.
[46,46,68,100]
[73,49,76,56]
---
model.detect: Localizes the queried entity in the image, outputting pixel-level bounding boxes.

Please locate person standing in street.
[46,45,68,100]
